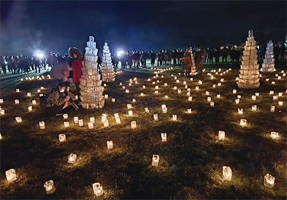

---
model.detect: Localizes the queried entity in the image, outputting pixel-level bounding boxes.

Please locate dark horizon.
[1,1,286,56]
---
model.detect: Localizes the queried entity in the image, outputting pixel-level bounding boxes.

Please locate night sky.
[0,1,286,56]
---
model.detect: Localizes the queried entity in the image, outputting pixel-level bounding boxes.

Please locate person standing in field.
[183,48,192,77]
[195,47,207,75]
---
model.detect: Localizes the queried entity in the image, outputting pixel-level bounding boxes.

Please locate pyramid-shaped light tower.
[189,47,197,76]
[261,40,276,73]
[237,30,260,89]
[79,36,105,109]
[101,42,115,82]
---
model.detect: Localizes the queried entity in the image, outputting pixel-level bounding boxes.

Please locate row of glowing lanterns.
[20,75,51,82]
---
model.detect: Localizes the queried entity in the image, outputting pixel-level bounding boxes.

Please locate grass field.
[0,60,286,199]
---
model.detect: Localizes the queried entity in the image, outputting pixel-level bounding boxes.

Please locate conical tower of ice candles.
[79,36,105,109]
[237,30,260,89]
[101,42,115,82]
[261,40,276,73]
[189,47,197,76]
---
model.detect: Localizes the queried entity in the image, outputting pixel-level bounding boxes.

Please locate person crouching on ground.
[183,48,192,77]
[45,82,73,117]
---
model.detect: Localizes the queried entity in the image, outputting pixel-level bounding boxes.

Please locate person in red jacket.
[68,47,83,95]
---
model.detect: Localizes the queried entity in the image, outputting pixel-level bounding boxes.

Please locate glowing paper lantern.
[28,106,32,112]
[172,115,177,121]
[103,120,109,127]
[127,104,132,109]
[6,169,16,182]
[270,106,275,112]
[271,81,275,84]
[104,94,108,99]
[78,119,84,127]
[264,174,275,188]
[161,133,167,142]
[218,83,221,86]
[252,95,256,100]
[266,78,269,81]
[188,96,193,101]
[154,113,158,121]
[220,78,224,82]
[195,86,199,90]
[90,117,95,123]
[74,117,79,123]
[155,91,158,94]
[15,117,22,123]
[63,121,69,128]
[131,121,136,129]
[187,92,191,96]
[207,97,211,102]
[145,107,150,113]
[16,89,20,92]
[270,90,274,94]
[44,180,56,194]
[235,99,240,104]
[63,114,68,119]
[223,166,232,181]
[15,99,19,104]
[112,98,115,102]
[37,89,41,93]
[233,89,237,94]
[252,105,257,111]
[107,141,113,150]
[114,113,121,124]
[270,132,279,139]
[39,121,45,129]
[217,94,221,99]
[240,119,247,126]
[0,110,5,115]
[187,109,192,113]
[155,85,159,89]
[213,84,216,88]
[177,89,181,94]
[237,95,241,99]
[152,155,160,166]
[210,102,214,107]
[206,91,210,95]
[278,92,283,97]
[198,80,202,84]
[273,96,278,100]
[255,93,260,96]
[173,86,177,90]
[164,83,167,86]
[125,89,129,93]
[68,153,77,164]
[88,122,94,129]
[143,85,146,88]
[122,86,125,89]
[27,92,31,97]
[218,131,225,140]
[32,100,36,105]
[0,133,2,140]
[132,99,136,102]
[165,95,168,99]
[140,93,144,96]
[93,183,103,196]
[278,101,283,106]
[59,134,66,142]
[128,110,133,116]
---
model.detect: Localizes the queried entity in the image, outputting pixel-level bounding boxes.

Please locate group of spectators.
[0,55,46,75]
